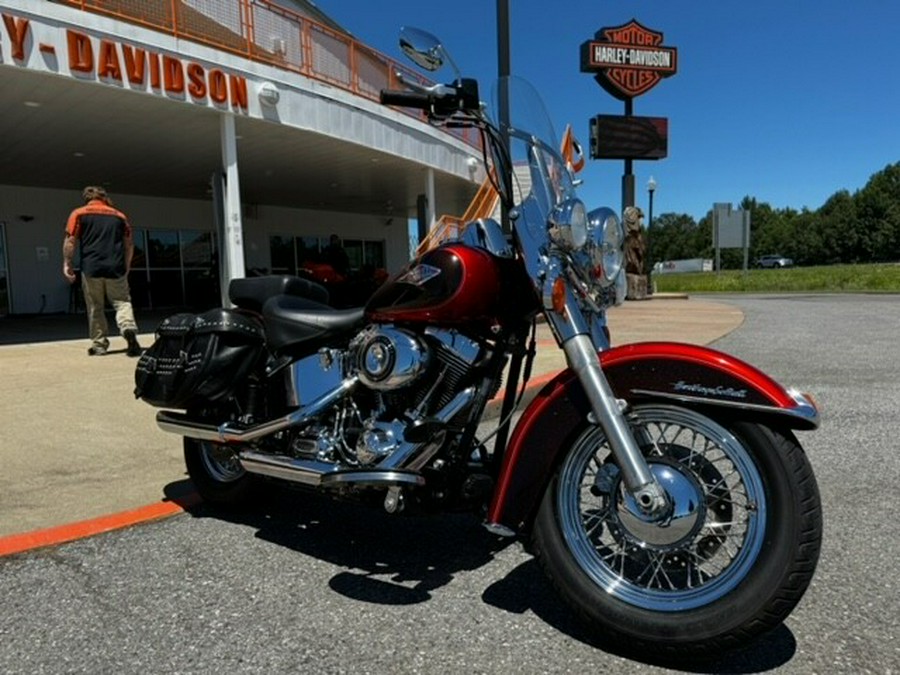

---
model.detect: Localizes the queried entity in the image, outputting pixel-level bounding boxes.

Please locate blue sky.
[321,1,900,222]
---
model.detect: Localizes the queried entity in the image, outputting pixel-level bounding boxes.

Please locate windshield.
[491,76,577,210]
[490,76,578,244]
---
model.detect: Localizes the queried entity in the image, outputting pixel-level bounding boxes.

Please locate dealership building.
[0,0,483,316]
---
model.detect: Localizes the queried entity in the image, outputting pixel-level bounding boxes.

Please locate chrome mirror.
[399,26,445,72]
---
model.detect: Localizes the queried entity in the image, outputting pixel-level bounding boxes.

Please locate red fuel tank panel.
[365,244,503,328]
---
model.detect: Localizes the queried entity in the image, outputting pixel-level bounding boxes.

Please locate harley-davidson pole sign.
[581,19,677,101]
[580,19,678,225]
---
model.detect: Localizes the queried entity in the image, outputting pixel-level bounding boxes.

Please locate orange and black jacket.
[66,199,132,278]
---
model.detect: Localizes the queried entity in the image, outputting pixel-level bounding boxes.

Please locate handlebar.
[380,78,480,118]
[380,89,433,110]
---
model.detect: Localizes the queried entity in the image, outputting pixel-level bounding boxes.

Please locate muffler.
[238,450,425,488]
[237,451,339,486]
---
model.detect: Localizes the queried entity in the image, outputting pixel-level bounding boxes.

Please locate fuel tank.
[365,244,508,330]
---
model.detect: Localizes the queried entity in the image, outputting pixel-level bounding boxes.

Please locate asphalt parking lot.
[1,294,898,673]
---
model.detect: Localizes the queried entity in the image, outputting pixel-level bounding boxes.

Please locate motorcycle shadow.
[483,560,798,672]
[166,482,797,670]
[171,481,516,606]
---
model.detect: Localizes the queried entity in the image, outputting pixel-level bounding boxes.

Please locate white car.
[755,254,794,268]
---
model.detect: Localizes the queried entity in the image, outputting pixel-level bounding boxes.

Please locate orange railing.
[416,170,500,255]
[56,0,480,148]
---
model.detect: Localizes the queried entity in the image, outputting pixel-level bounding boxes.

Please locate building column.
[219,113,246,301]
[425,168,436,230]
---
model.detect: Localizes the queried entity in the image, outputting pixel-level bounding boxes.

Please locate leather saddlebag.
[134,308,265,409]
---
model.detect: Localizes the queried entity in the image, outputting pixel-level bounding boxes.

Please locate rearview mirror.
[399,26,445,71]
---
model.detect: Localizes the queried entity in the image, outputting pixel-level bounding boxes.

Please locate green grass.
[653,263,900,293]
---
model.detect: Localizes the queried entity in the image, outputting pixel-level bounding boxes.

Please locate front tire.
[532,404,822,658]
[184,437,257,507]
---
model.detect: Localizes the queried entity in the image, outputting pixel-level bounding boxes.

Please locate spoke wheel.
[533,404,822,656]
[184,437,256,507]
[559,406,765,611]
[198,441,246,484]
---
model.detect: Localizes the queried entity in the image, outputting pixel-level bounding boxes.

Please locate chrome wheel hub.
[616,461,705,548]
[200,441,245,483]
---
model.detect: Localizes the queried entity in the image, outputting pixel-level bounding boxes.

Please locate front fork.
[562,334,668,516]
[544,288,668,518]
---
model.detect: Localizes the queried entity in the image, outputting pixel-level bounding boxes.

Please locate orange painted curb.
[0,493,201,558]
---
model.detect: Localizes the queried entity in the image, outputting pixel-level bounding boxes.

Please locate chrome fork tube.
[563,335,666,511]
[545,289,668,516]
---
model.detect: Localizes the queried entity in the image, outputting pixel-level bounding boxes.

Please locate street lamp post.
[647,175,656,294]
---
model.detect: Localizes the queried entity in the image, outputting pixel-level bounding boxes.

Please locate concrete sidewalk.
[0,296,743,539]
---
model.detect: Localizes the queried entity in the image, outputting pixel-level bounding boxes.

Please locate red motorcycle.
[135,27,821,658]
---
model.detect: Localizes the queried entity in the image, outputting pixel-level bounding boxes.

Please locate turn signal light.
[551,276,567,316]
[801,391,819,412]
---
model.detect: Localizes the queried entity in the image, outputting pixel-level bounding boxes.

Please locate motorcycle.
[135,27,822,658]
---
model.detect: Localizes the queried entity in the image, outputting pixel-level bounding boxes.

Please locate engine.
[356,326,431,391]
[286,325,486,470]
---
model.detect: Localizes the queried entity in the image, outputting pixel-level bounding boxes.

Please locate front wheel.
[532,404,822,658]
[184,437,258,507]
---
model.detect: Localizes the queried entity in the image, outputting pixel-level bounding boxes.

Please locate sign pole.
[621,98,635,212]
[496,0,512,235]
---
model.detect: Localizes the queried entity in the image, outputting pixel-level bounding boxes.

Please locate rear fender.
[486,341,819,535]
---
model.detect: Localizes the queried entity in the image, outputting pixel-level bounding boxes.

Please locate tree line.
[646,161,900,269]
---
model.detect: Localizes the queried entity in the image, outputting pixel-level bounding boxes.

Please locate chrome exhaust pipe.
[157,380,476,490]
[239,449,425,489]
[237,451,338,486]
[155,377,358,443]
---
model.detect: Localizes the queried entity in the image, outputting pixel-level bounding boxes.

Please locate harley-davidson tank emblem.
[580,20,678,100]
[397,264,441,286]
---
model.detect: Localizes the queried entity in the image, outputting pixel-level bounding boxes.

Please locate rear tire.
[532,404,822,658]
[184,437,257,507]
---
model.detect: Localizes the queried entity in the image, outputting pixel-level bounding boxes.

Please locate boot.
[124,329,143,357]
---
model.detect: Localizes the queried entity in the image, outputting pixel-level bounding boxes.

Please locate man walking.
[62,186,142,357]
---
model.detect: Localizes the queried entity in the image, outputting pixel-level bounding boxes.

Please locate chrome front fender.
[485,341,819,535]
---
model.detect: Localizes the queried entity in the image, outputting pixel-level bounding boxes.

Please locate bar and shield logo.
[581,20,678,100]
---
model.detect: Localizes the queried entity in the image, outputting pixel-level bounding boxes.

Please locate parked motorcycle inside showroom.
[135,27,822,658]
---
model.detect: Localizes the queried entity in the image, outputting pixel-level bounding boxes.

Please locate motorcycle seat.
[229,275,329,313]
[262,293,366,352]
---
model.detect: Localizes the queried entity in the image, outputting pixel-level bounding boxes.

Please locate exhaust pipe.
[157,381,476,490]
[237,451,338,486]
[155,377,358,443]
[239,450,425,488]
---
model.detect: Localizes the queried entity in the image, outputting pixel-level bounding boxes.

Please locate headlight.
[587,207,624,285]
[547,199,588,251]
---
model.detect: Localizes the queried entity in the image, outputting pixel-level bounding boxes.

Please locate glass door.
[0,222,9,316]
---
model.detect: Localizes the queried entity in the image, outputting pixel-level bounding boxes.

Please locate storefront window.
[343,239,363,271]
[131,229,147,269]
[150,270,184,308]
[184,269,218,309]
[269,235,384,277]
[131,229,219,310]
[364,240,385,270]
[0,222,8,316]
[297,236,320,266]
[270,235,295,274]
[147,230,180,268]
[181,231,213,267]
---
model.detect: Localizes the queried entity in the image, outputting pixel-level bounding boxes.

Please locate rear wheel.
[184,437,257,507]
[532,404,822,658]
